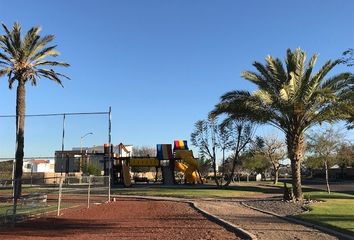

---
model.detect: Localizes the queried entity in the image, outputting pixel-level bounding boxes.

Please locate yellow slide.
[122,163,132,187]
[175,150,201,184]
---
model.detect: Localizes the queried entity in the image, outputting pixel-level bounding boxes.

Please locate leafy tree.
[342,48,354,66]
[0,23,69,199]
[131,146,156,174]
[191,116,220,186]
[336,143,354,179]
[242,151,271,177]
[218,122,233,185]
[132,146,156,157]
[0,161,13,179]
[196,155,212,178]
[81,163,101,176]
[306,127,342,194]
[213,48,354,201]
[304,155,324,177]
[219,119,255,186]
[341,49,354,130]
[261,135,287,184]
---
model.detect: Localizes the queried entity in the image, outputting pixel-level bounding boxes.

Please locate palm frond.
[11,22,22,50]
[30,45,59,61]
[302,60,339,103]
[0,67,11,77]
[320,72,353,90]
[29,35,55,57]
[37,69,64,86]
[0,51,11,62]
[34,60,70,67]
[265,55,287,88]
[0,23,69,89]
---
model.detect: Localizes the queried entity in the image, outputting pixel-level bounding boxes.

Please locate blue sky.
[1,0,353,158]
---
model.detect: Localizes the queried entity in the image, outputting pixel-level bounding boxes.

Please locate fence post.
[57,176,63,216]
[87,175,91,208]
[12,178,19,224]
[108,175,111,202]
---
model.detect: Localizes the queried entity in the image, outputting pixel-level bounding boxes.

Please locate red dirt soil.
[0,199,238,240]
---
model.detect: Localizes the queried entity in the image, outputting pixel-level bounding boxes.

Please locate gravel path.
[196,200,338,240]
[0,199,239,240]
[245,199,307,216]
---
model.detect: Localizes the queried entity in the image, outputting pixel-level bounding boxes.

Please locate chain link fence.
[0,175,110,224]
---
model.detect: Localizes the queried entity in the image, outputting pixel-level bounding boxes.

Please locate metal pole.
[61,114,66,176]
[80,132,93,172]
[80,137,83,170]
[108,107,112,202]
[12,114,20,223]
[57,176,63,216]
[87,175,91,208]
[11,159,15,187]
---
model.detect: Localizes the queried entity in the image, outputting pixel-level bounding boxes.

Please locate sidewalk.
[196,200,339,240]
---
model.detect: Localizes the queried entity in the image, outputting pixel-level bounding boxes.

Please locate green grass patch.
[296,190,354,235]
[112,183,282,198]
[0,202,58,223]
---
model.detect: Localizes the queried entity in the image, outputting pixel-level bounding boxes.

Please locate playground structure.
[112,140,202,187]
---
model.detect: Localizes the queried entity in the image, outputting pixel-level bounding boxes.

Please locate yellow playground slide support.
[175,150,201,184]
[122,163,132,187]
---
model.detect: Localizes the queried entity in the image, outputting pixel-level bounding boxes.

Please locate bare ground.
[0,199,239,240]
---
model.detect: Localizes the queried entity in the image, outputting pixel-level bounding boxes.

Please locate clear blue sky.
[1,0,353,158]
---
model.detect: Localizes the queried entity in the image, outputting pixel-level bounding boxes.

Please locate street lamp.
[80,132,93,171]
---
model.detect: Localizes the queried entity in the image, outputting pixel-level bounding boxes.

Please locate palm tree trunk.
[286,131,304,201]
[14,81,26,200]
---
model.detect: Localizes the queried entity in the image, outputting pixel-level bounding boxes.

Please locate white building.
[23,159,55,173]
[73,144,133,157]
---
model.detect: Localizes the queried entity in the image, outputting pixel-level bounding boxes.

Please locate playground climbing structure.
[113,140,201,187]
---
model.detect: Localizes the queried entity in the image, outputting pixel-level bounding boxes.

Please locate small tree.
[261,135,287,184]
[218,122,234,185]
[336,143,354,179]
[191,116,220,187]
[306,127,342,194]
[242,151,271,179]
[81,163,101,176]
[132,146,156,157]
[131,146,156,174]
[304,156,323,178]
[197,155,212,178]
[220,120,255,186]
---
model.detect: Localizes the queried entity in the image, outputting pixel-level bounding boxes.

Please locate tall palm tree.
[212,48,353,201]
[0,23,69,198]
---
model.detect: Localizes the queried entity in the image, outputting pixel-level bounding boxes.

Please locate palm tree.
[0,23,69,199]
[212,48,353,201]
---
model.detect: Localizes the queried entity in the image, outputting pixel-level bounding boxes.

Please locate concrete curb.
[241,201,354,240]
[190,201,257,240]
[112,195,256,239]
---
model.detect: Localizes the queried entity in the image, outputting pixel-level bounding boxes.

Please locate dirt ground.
[196,200,339,240]
[0,199,239,240]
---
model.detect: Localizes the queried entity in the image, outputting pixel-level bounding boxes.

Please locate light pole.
[80,132,93,172]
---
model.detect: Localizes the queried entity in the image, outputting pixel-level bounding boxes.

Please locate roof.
[31,159,50,164]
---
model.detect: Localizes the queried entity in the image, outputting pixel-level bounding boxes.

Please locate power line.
[0,111,110,118]
[0,157,55,161]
